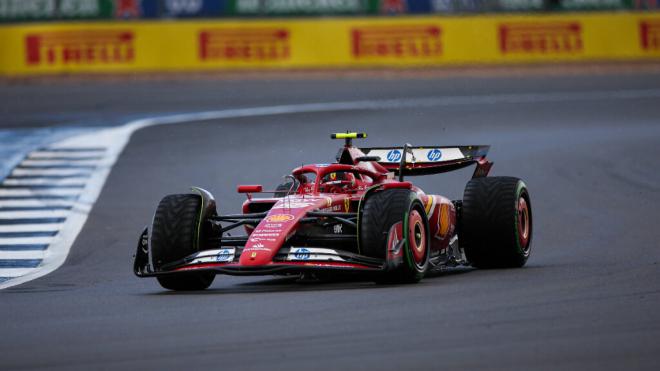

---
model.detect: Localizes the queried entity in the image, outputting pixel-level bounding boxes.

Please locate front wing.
[133,228,385,278]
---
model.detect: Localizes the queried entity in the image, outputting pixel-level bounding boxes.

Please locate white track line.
[3,87,659,289]
[0,250,45,260]
[10,168,92,176]
[1,178,88,186]
[0,237,55,245]
[0,200,75,208]
[29,151,104,159]
[0,210,69,218]
[0,268,39,277]
[20,159,99,167]
[0,224,62,232]
[112,88,660,127]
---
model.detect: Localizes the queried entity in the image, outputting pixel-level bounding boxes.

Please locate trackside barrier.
[1,12,659,75]
[0,0,655,22]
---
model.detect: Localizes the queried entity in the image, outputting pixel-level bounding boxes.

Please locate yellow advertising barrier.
[1,12,660,75]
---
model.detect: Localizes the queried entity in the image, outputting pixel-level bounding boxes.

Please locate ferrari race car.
[134,133,533,291]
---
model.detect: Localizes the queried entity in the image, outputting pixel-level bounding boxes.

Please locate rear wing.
[359,145,491,176]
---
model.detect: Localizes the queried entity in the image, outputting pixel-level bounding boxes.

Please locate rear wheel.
[361,189,430,283]
[151,194,215,291]
[461,177,532,268]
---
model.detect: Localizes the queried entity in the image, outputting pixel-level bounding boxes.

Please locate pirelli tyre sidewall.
[150,194,216,291]
[402,197,431,281]
[360,189,430,283]
[461,176,532,269]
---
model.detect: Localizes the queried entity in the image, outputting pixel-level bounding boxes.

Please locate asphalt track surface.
[1,72,660,370]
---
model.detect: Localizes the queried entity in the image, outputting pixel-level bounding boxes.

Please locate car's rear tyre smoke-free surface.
[461,176,532,268]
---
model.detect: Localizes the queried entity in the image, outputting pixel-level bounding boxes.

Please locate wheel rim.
[407,209,426,268]
[517,196,530,250]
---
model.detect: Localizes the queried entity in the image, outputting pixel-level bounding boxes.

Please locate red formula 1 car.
[134,133,533,291]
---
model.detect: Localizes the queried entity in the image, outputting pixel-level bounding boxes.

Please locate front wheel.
[461,177,532,268]
[150,194,216,290]
[360,189,430,283]
[157,273,214,291]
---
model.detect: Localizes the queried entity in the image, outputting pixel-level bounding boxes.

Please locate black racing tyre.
[151,194,215,291]
[360,189,430,283]
[461,177,532,268]
[156,273,215,292]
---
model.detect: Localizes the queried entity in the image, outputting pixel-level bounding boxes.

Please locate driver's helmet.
[320,171,356,193]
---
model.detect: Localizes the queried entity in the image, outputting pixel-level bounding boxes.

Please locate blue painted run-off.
[0,126,104,287]
[0,128,94,183]
[0,259,42,268]
[0,245,49,251]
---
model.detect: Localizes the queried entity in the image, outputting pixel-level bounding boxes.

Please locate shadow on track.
[142,266,476,296]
